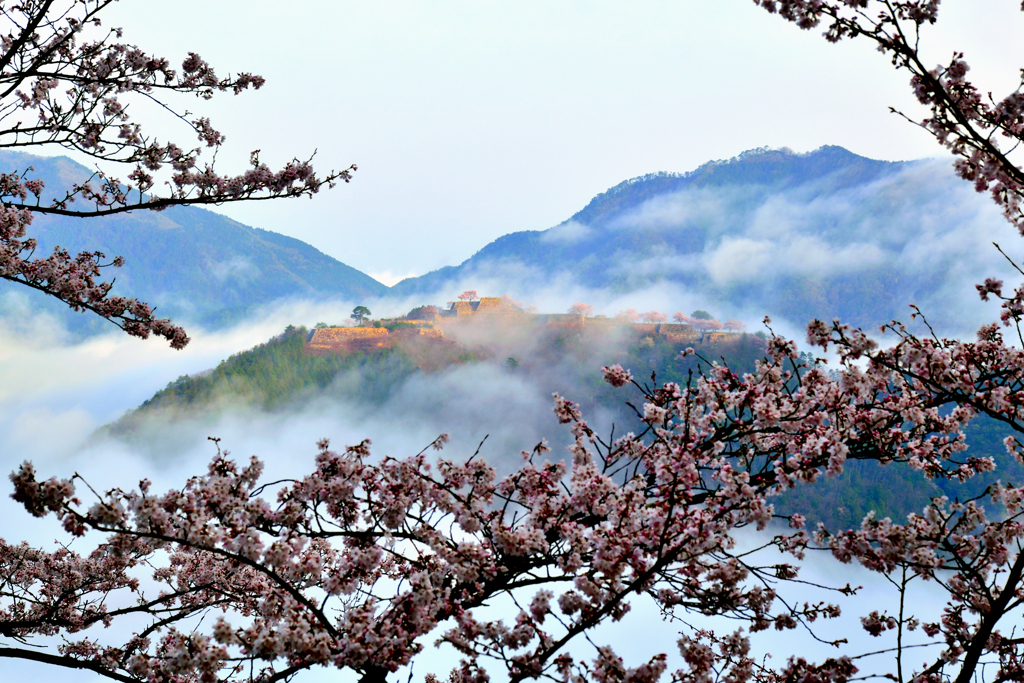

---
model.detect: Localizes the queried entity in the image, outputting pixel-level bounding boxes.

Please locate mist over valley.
[3,143,1021,682]
[6,143,1022,531]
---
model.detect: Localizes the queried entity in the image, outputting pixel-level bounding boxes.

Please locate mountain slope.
[0,151,387,331]
[392,146,1013,332]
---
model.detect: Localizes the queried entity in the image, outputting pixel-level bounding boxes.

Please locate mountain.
[0,151,387,332]
[392,146,1015,332]
[11,146,1014,338]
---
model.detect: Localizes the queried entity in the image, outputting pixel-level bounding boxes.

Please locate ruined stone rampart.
[308,327,389,350]
[306,297,732,357]
[475,297,525,316]
[657,323,697,342]
[306,325,449,355]
[390,328,445,340]
[583,316,623,327]
[403,301,709,344]
[536,313,584,327]
[405,306,440,321]
[450,301,477,316]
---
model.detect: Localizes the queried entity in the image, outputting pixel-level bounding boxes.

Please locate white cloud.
[704,235,887,285]
[539,220,592,243]
[704,236,774,283]
[608,185,736,233]
[208,255,259,282]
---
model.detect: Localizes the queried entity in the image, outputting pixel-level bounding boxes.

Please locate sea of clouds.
[5,155,1024,680]
[0,296,984,682]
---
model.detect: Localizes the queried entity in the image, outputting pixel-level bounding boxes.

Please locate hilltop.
[105,296,768,449]
[307,296,731,355]
[0,151,387,334]
[391,146,1014,332]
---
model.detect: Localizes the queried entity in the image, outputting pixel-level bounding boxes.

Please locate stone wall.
[405,306,440,321]
[307,314,735,357]
[307,326,447,354]
[475,297,524,316]
[536,313,584,326]
[386,299,728,349]
[584,316,624,328]
[308,327,389,349]
[391,328,445,340]
[450,301,477,316]
[388,319,435,327]
[658,323,694,335]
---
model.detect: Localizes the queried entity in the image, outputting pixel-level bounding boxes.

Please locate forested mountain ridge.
[105,318,1024,532]
[0,151,387,332]
[392,146,1012,333]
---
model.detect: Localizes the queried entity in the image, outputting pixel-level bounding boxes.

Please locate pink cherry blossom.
[0,1,357,348]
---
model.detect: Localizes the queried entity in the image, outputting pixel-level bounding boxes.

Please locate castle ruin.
[302,296,728,355]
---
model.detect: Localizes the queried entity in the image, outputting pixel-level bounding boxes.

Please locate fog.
[0,283,1016,681]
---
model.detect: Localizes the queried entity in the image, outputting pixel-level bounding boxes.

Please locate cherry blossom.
[9,305,1024,682]
[568,303,594,317]
[0,1,356,347]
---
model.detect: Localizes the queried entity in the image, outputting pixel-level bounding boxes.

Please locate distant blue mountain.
[8,146,1012,338]
[0,151,386,332]
[391,146,1015,332]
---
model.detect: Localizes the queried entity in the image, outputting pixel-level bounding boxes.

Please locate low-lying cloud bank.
[0,294,998,683]
[0,299,604,538]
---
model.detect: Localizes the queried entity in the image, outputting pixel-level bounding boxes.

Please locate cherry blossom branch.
[0,646,137,683]
[752,0,1024,232]
[0,1,359,347]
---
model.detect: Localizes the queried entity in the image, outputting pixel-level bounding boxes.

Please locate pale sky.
[97,0,1024,285]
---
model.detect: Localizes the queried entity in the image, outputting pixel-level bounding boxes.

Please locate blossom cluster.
[6,2,1024,682]
[0,192,188,347]
[0,1,358,347]
[8,298,1024,682]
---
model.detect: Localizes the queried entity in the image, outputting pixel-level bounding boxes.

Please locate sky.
[85,0,1024,285]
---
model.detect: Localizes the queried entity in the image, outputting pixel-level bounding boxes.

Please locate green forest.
[106,327,422,438]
